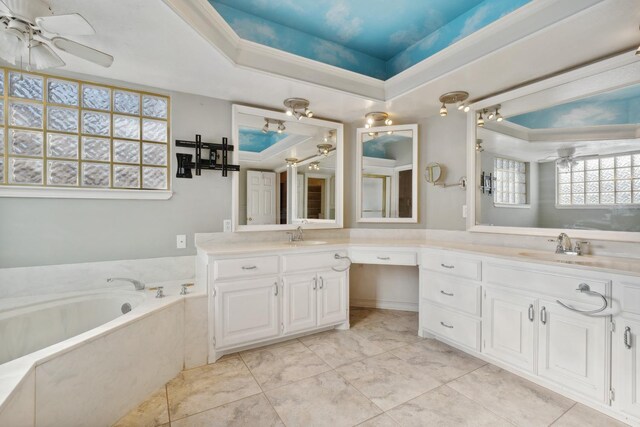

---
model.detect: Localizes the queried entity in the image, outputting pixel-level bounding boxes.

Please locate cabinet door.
[282,273,317,334]
[538,298,607,402]
[618,318,640,417]
[482,286,536,372]
[317,270,348,327]
[214,277,280,349]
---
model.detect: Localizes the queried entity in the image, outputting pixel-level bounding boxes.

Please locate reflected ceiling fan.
[0,0,113,71]
[543,148,578,172]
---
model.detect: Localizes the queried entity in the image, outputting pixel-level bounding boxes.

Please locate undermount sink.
[283,240,328,246]
[516,251,616,268]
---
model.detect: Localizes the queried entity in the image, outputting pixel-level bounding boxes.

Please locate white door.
[317,270,348,327]
[482,286,536,372]
[282,273,317,334]
[618,318,640,417]
[246,171,276,225]
[214,277,280,348]
[538,298,608,402]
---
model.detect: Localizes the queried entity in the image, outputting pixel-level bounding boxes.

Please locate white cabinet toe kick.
[198,243,640,425]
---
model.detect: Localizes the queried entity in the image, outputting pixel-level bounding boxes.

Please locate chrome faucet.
[549,233,589,256]
[554,233,573,254]
[107,277,145,291]
[287,226,304,242]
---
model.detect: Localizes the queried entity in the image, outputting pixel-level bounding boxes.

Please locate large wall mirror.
[468,54,640,241]
[356,124,418,223]
[232,105,343,231]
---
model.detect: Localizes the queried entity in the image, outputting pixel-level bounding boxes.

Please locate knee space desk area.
[196,236,640,425]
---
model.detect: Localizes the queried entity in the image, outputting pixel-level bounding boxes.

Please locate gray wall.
[0,88,233,268]
[1,70,471,268]
[346,114,468,230]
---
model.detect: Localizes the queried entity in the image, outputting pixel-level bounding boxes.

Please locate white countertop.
[196,238,640,278]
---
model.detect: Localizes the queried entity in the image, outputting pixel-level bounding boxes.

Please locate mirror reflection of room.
[477,83,640,232]
[360,129,414,219]
[237,113,337,225]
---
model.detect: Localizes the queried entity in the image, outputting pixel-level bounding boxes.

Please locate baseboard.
[350,298,418,312]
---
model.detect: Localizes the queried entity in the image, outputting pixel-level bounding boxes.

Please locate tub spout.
[107,277,145,291]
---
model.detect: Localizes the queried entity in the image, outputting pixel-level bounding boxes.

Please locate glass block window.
[494,157,527,205]
[0,67,170,190]
[557,152,640,206]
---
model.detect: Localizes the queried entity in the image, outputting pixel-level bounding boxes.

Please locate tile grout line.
[548,402,578,426]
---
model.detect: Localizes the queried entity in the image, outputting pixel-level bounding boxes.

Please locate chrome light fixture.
[262,118,285,134]
[285,158,298,167]
[284,98,313,120]
[317,144,332,156]
[477,111,485,127]
[308,161,320,171]
[364,112,393,129]
[439,91,469,117]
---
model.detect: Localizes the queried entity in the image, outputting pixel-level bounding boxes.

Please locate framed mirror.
[467,54,640,241]
[232,105,344,231]
[356,124,418,223]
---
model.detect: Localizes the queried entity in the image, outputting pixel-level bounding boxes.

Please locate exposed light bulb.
[385,119,393,126]
[285,107,293,116]
[477,112,484,127]
[496,112,503,122]
[304,108,313,118]
[387,131,393,135]
[463,105,470,113]
[367,117,374,125]
[457,102,465,111]
[364,123,370,129]
[488,110,495,120]
[440,103,447,117]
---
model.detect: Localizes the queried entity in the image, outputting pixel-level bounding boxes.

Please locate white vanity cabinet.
[213,277,280,348]
[612,280,640,419]
[203,249,349,361]
[282,270,348,334]
[482,286,536,372]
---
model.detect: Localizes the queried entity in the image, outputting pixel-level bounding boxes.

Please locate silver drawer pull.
[440,321,454,329]
[274,282,278,296]
[540,306,547,325]
[242,265,257,270]
[440,290,454,297]
[377,256,391,260]
[528,304,534,322]
[556,283,607,315]
[625,326,632,350]
[440,263,455,269]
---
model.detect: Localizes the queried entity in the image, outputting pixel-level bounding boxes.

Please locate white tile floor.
[113,308,628,427]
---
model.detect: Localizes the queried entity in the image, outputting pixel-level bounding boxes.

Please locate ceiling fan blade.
[51,37,113,67]
[36,13,95,36]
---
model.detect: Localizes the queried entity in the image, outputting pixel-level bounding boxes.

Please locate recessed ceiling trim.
[164,0,606,103]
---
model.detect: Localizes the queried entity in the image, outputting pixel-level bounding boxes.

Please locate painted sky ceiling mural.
[508,84,640,130]
[210,0,531,80]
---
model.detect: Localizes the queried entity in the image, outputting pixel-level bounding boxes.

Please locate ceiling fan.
[0,0,113,71]
[543,148,578,171]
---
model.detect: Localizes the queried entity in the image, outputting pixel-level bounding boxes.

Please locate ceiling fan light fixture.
[0,30,22,65]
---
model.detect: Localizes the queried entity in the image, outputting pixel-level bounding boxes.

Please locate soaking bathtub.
[0,289,145,365]
[0,283,200,427]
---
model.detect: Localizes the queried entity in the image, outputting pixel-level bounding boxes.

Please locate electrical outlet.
[223,219,232,233]
[462,205,468,218]
[176,234,186,249]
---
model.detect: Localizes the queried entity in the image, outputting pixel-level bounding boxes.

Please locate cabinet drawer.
[350,248,417,266]
[484,262,609,304]
[422,272,481,316]
[421,251,481,281]
[422,301,481,351]
[282,251,348,274]
[213,256,279,280]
